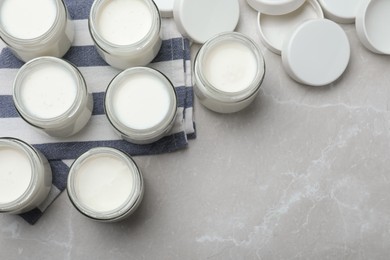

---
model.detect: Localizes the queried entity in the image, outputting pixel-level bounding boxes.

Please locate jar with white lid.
[13,57,93,138]
[89,0,162,70]
[0,138,52,214]
[0,0,74,62]
[105,67,177,144]
[194,32,266,113]
[67,147,144,222]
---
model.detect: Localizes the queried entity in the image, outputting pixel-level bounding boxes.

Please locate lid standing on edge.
[355,0,390,55]
[282,19,350,86]
[318,0,365,24]
[173,0,240,44]
[247,0,305,15]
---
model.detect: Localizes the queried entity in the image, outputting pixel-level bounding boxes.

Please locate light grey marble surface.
[1,0,390,259]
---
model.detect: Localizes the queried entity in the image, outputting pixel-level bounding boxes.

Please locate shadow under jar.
[0,0,74,62]
[194,32,266,113]
[0,138,52,215]
[89,0,162,70]
[67,147,144,222]
[13,57,93,138]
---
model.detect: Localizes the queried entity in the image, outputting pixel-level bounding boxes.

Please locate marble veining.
[1,0,390,259]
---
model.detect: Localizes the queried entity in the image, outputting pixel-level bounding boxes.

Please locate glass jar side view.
[89,0,162,70]
[13,57,93,138]
[0,138,52,214]
[0,0,74,62]
[194,32,266,113]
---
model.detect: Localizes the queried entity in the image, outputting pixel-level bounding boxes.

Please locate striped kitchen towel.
[0,0,195,224]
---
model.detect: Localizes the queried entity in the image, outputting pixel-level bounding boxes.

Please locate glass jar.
[194,32,266,113]
[89,0,162,70]
[0,138,52,214]
[105,67,177,144]
[13,57,93,138]
[0,0,74,62]
[67,147,144,222]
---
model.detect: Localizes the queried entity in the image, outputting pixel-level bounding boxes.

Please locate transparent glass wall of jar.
[67,147,144,222]
[89,0,162,70]
[13,57,93,137]
[194,32,266,113]
[104,67,177,144]
[0,0,74,62]
[0,138,52,214]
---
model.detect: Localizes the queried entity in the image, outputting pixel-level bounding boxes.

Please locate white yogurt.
[194,32,265,114]
[202,40,258,93]
[112,71,171,130]
[0,138,52,214]
[105,67,177,144]
[0,146,32,204]
[0,0,57,39]
[67,147,144,221]
[74,154,134,213]
[89,0,162,69]
[18,62,77,119]
[13,57,93,137]
[0,0,74,62]
[96,0,152,45]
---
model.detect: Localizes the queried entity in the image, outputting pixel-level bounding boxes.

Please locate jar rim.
[0,0,66,48]
[194,32,266,103]
[0,138,43,213]
[67,147,144,221]
[13,56,89,130]
[104,67,177,144]
[88,0,161,55]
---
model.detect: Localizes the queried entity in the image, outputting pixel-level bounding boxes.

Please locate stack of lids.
[250,0,351,86]
[154,0,390,86]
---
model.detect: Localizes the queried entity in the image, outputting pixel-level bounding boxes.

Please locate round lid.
[247,0,305,15]
[318,0,364,23]
[257,0,324,55]
[282,19,350,86]
[173,0,240,44]
[154,0,174,18]
[355,0,390,55]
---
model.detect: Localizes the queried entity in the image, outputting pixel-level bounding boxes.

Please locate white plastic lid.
[318,0,364,24]
[154,0,174,18]
[247,0,305,15]
[355,0,390,55]
[257,0,323,55]
[282,19,350,86]
[173,0,240,44]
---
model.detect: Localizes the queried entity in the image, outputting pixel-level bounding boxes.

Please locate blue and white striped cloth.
[0,0,195,224]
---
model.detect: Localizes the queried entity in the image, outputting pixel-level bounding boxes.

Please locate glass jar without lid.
[0,138,52,214]
[105,67,177,144]
[194,32,266,113]
[67,147,144,222]
[0,0,74,62]
[13,57,93,138]
[89,0,162,70]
